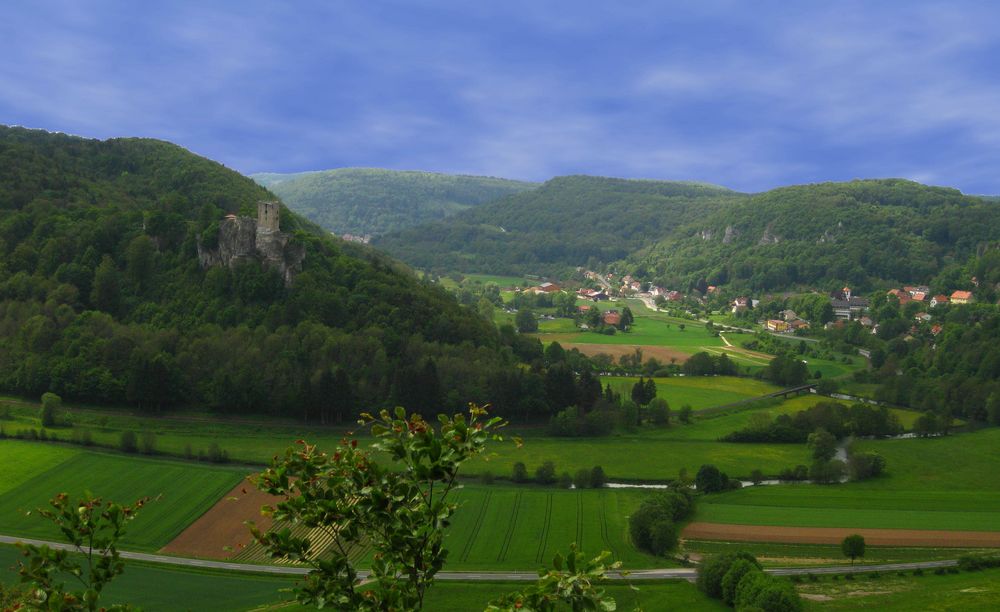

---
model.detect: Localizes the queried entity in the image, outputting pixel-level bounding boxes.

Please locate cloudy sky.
[3,1,1000,193]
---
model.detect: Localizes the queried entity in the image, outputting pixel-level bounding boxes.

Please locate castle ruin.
[257,201,280,233]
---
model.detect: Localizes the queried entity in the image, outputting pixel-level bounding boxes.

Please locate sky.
[3,1,1000,193]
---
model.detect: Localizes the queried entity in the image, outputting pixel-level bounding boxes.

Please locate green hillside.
[0,126,529,420]
[251,168,537,236]
[378,175,1000,292]
[630,179,1000,292]
[376,175,742,276]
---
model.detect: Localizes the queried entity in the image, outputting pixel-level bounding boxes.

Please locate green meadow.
[600,375,781,409]
[695,427,1000,531]
[0,441,244,550]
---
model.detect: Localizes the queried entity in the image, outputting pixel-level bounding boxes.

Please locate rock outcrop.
[722,225,739,244]
[197,216,305,286]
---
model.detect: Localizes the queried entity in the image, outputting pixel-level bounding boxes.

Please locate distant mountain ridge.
[250,168,537,236]
[375,174,1000,292]
[375,175,746,276]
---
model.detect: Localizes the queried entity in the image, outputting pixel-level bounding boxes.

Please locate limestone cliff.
[197,216,305,286]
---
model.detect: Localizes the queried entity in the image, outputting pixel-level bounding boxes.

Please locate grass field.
[0,544,293,611]
[421,580,727,611]
[694,427,1000,532]
[685,540,1000,567]
[0,442,245,550]
[600,376,781,410]
[796,566,1000,611]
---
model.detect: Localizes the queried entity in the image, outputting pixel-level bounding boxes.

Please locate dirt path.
[683,522,1000,547]
[161,479,281,559]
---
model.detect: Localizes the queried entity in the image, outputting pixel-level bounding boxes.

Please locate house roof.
[932,294,949,302]
[951,290,973,300]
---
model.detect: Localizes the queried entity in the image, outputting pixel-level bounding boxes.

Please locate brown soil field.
[560,343,692,364]
[683,522,1000,547]
[161,478,280,559]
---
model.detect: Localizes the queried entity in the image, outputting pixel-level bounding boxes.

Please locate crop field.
[0,544,293,611]
[442,484,658,570]
[684,540,999,566]
[0,444,244,551]
[537,315,724,349]
[600,376,781,410]
[0,440,80,496]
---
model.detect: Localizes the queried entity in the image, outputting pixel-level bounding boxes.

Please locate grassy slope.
[0,443,244,550]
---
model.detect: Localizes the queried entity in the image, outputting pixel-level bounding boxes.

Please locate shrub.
[590,465,607,488]
[630,490,695,557]
[40,392,61,427]
[574,469,591,489]
[184,443,194,460]
[480,471,495,485]
[958,554,1000,571]
[512,462,528,483]
[913,568,924,576]
[140,431,156,455]
[535,461,557,485]
[119,431,138,453]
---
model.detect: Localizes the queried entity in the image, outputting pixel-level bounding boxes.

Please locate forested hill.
[251,168,537,236]
[0,126,527,420]
[375,175,744,276]
[377,174,1000,292]
[629,179,1000,293]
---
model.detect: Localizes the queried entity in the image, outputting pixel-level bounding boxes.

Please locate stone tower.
[257,201,280,233]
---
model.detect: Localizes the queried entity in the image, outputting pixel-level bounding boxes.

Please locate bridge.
[698,383,817,417]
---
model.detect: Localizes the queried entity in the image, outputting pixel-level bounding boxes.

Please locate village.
[507,267,982,340]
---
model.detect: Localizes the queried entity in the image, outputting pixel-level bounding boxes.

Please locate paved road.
[0,534,958,581]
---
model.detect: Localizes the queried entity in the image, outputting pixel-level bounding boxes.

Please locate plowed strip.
[559,343,691,363]
[161,478,280,559]
[683,522,1000,547]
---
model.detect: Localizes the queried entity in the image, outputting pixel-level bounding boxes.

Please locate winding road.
[0,534,958,581]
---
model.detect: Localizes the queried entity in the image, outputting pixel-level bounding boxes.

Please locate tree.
[40,391,61,427]
[678,405,693,424]
[16,493,148,611]
[515,308,538,333]
[512,461,529,483]
[251,406,508,610]
[574,469,591,489]
[119,431,137,454]
[841,534,866,565]
[695,464,728,493]
[589,465,606,488]
[486,546,619,612]
[750,469,764,486]
[807,427,838,462]
[544,341,566,365]
[125,235,156,294]
[697,552,761,600]
[647,397,670,426]
[535,461,557,485]
[90,255,122,315]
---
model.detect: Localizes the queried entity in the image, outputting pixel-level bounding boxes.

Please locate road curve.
[0,534,959,581]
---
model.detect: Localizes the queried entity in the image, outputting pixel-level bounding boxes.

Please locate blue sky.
[3,1,1000,193]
